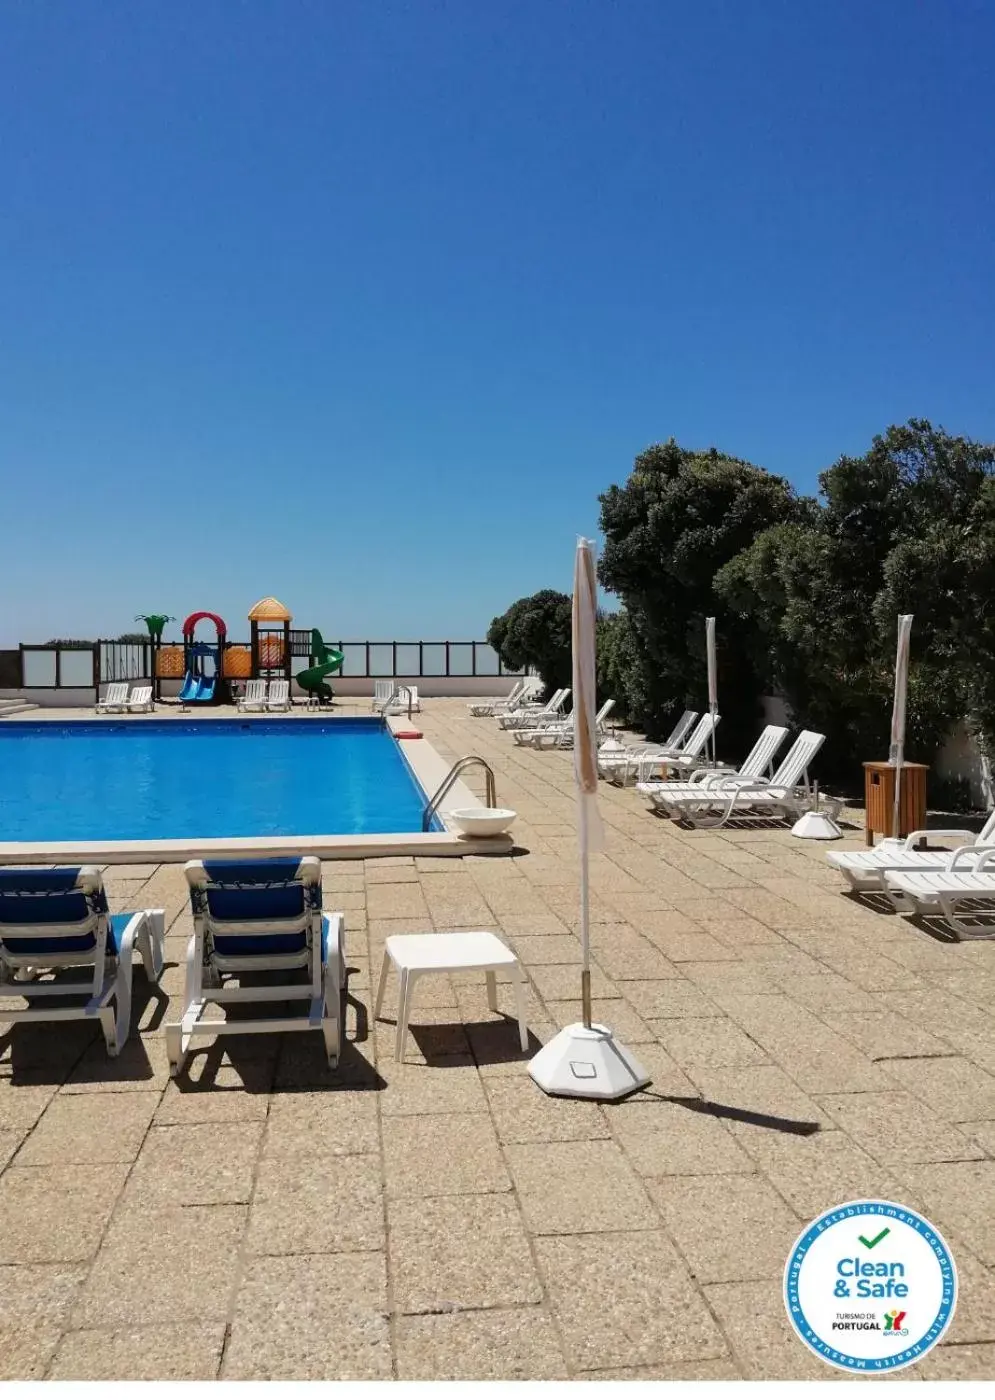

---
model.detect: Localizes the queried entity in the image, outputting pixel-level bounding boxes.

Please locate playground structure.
[146,598,343,705]
[177,611,228,705]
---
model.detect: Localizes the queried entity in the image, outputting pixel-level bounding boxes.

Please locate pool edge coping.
[0,711,514,864]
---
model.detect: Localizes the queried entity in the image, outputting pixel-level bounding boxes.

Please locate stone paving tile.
[705,1279,843,1380]
[224,1251,391,1380]
[73,1204,247,1327]
[652,1015,769,1069]
[587,924,679,980]
[546,997,657,1043]
[383,1112,510,1197]
[484,1075,610,1143]
[0,1263,87,1379]
[395,1306,568,1380]
[577,1359,744,1379]
[734,1127,910,1219]
[526,962,619,1001]
[0,1164,130,1265]
[60,1034,171,1093]
[123,1121,264,1207]
[505,933,583,964]
[48,1322,226,1380]
[378,1056,489,1118]
[0,1080,58,1137]
[897,1160,995,1267]
[921,1344,995,1379]
[15,1091,157,1167]
[648,1173,800,1283]
[506,1139,658,1235]
[621,977,724,1019]
[248,1151,384,1255]
[606,1097,755,1177]
[963,1119,995,1154]
[823,1010,954,1061]
[878,1055,995,1122]
[817,1091,984,1165]
[536,1231,728,1370]
[389,1192,541,1313]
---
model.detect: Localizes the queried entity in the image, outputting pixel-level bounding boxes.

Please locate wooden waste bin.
[863,761,928,845]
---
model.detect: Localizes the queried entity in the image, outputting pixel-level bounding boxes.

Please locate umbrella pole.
[579,797,592,1028]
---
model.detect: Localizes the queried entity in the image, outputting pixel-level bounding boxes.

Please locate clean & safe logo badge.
[784,1199,956,1373]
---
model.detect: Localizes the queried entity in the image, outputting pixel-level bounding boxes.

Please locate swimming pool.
[0,718,440,841]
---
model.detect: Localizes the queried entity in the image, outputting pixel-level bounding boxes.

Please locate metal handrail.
[378,683,414,720]
[422,755,497,831]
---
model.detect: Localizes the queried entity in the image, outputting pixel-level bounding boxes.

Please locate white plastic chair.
[127,685,154,712]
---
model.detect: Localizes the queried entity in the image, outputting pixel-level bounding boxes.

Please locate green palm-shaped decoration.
[135,613,176,643]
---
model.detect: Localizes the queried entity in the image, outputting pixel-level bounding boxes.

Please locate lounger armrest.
[686,764,737,785]
[945,844,995,870]
[974,849,995,872]
[903,828,975,851]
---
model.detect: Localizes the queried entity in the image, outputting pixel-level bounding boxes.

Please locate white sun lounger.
[828,811,995,892]
[885,850,995,938]
[96,683,129,713]
[639,729,825,828]
[499,688,570,729]
[237,678,268,712]
[517,699,615,748]
[165,857,345,1076]
[267,679,291,711]
[468,678,539,717]
[597,710,699,785]
[629,712,720,781]
[127,685,154,713]
[638,724,789,813]
[0,867,164,1055]
[372,680,393,710]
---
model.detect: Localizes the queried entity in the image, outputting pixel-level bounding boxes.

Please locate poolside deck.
[1,698,994,1380]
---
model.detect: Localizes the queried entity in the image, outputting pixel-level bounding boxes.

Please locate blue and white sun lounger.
[165,857,345,1076]
[0,867,164,1055]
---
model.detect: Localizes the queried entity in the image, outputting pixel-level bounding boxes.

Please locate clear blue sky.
[2,1,993,645]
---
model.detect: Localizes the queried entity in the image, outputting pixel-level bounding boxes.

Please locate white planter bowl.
[448,807,517,838]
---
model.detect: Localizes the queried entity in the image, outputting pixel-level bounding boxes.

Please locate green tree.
[598,439,805,750]
[487,589,572,696]
[715,420,995,781]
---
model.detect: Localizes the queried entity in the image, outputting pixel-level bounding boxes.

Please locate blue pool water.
[0,719,438,841]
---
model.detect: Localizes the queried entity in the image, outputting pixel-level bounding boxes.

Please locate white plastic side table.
[374,930,529,1062]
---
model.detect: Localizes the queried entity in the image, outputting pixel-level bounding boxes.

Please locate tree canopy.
[598,440,804,752]
[487,589,572,695]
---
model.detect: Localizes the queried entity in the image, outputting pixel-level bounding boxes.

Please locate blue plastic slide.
[178,672,216,703]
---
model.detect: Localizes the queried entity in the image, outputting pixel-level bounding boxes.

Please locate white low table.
[374,930,529,1062]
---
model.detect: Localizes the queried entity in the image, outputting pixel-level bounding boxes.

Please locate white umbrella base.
[529,1022,651,1101]
[791,810,842,840]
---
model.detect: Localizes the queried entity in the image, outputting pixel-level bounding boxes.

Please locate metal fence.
[12,640,524,688]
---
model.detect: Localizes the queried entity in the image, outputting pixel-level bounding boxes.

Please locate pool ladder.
[422,755,497,831]
[379,684,415,720]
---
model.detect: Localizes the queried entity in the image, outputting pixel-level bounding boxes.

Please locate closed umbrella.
[705,616,718,766]
[889,614,914,839]
[530,538,650,1100]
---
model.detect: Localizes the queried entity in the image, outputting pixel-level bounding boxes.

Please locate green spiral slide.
[295,628,344,703]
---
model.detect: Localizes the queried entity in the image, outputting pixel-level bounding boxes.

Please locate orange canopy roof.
[248,596,293,622]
